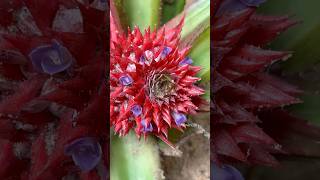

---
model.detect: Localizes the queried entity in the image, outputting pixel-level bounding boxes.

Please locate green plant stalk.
[111,132,161,180]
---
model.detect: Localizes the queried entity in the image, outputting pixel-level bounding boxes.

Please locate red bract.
[110,14,204,144]
[212,0,312,166]
[0,0,108,179]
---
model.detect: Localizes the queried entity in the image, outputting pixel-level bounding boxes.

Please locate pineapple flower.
[110,10,205,144]
[0,0,108,179]
[213,0,320,168]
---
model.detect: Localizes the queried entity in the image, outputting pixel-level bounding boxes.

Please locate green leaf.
[180,0,210,40]
[113,0,161,30]
[110,132,161,180]
[161,0,185,25]
[189,27,210,82]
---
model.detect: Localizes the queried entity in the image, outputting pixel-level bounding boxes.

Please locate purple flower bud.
[172,112,187,125]
[141,119,153,132]
[211,163,244,180]
[179,57,193,66]
[29,39,73,75]
[139,55,146,64]
[64,137,102,172]
[131,105,142,117]
[119,75,133,86]
[161,46,172,59]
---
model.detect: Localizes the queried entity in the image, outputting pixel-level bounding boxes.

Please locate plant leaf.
[163,0,210,41]
[113,0,161,30]
[189,27,210,82]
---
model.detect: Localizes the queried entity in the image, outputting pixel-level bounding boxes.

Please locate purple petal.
[179,57,193,66]
[131,105,142,117]
[119,75,133,86]
[29,40,73,75]
[211,163,244,180]
[172,112,187,125]
[64,137,102,172]
[141,119,153,132]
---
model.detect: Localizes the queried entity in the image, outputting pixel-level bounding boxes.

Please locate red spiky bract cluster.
[211,2,313,166]
[0,0,107,179]
[110,18,204,144]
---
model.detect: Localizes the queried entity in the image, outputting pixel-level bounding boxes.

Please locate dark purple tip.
[64,137,102,172]
[141,119,153,132]
[119,75,133,86]
[29,39,73,75]
[179,57,193,66]
[131,105,142,117]
[172,112,187,125]
[211,163,244,180]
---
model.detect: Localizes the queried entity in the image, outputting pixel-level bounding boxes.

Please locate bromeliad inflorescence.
[110,17,205,143]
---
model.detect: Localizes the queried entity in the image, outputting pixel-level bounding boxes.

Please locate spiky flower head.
[212,0,302,165]
[110,17,204,143]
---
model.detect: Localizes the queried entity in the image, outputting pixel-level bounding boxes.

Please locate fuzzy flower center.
[148,72,175,101]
